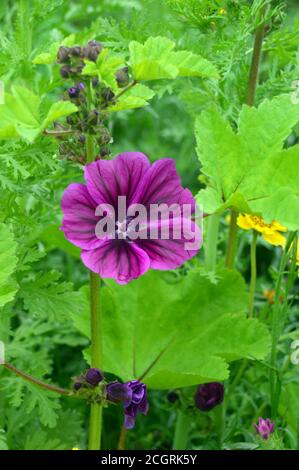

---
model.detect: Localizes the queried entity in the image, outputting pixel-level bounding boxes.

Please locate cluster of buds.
[55,40,116,162]
[73,369,148,430]
[57,41,102,79]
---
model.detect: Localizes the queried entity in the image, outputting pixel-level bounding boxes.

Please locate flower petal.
[132,158,196,211]
[81,240,150,284]
[61,183,101,249]
[262,231,286,247]
[136,218,202,270]
[237,214,254,231]
[84,152,150,207]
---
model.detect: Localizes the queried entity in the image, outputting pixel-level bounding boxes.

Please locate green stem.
[114,80,138,100]
[205,214,220,271]
[225,5,268,269]
[270,233,295,418]
[245,5,268,106]
[85,82,103,450]
[172,412,190,450]
[248,231,258,317]
[225,210,238,269]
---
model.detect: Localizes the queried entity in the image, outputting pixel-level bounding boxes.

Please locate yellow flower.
[237,214,287,246]
[72,447,80,450]
[219,8,227,15]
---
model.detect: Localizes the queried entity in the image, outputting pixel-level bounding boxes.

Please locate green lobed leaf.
[195,95,299,230]
[73,269,270,389]
[82,49,125,90]
[0,86,78,143]
[20,270,86,321]
[109,84,155,112]
[129,36,219,81]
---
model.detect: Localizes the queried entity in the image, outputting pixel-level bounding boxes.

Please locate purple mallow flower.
[106,380,148,429]
[85,368,104,386]
[194,382,224,411]
[254,418,275,440]
[61,152,201,284]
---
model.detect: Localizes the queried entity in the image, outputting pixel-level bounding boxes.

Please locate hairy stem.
[245,5,268,106]
[248,231,258,317]
[3,362,70,396]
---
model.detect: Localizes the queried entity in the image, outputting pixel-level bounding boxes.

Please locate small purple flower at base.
[61,152,202,285]
[68,83,85,99]
[106,380,149,429]
[85,368,104,386]
[254,418,275,440]
[194,382,224,411]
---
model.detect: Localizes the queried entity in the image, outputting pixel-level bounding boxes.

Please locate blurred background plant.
[0,0,298,450]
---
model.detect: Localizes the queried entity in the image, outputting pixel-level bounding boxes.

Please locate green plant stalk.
[205,214,220,271]
[225,5,268,270]
[245,4,268,106]
[225,210,238,269]
[270,232,297,418]
[85,83,103,450]
[248,231,258,317]
[173,214,221,448]
[172,412,190,450]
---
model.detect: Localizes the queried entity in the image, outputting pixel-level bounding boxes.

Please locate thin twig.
[114,80,138,100]
[3,362,71,396]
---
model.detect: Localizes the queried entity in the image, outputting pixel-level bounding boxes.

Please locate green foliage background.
[0,0,299,450]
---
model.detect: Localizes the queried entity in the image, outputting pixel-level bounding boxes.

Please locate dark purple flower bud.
[70,46,82,57]
[106,380,149,430]
[194,382,224,411]
[68,86,80,99]
[74,382,82,391]
[85,368,104,386]
[60,65,71,78]
[167,391,179,404]
[83,40,102,61]
[116,67,129,88]
[100,147,111,158]
[254,418,275,440]
[57,46,70,63]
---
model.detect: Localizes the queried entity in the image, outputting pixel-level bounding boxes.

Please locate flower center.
[115,216,138,241]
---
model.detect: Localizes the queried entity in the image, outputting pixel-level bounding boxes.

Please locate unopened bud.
[85,368,104,386]
[60,65,71,78]
[116,67,129,88]
[57,46,70,63]
[83,40,102,62]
